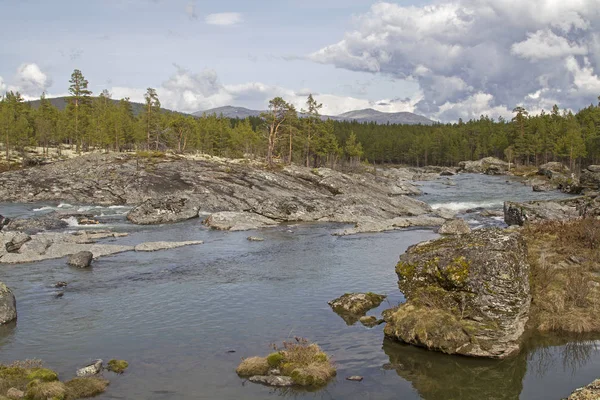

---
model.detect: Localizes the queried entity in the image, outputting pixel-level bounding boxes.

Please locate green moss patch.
[64,377,109,399]
[106,360,128,374]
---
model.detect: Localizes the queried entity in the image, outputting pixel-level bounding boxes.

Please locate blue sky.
[1,0,599,121]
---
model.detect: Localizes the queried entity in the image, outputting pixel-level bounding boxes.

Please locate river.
[0,173,598,399]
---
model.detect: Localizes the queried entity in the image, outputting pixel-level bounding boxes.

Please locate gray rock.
[5,233,31,253]
[346,376,364,382]
[204,212,278,231]
[0,215,9,231]
[134,241,204,252]
[4,212,92,234]
[248,375,294,387]
[0,282,17,325]
[538,162,569,178]
[329,292,386,325]
[76,359,103,377]
[581,167,600,190]
[503,195,600,226]
[587,165,600,173]
[127,196,200,225]
[67,251,93,268]
[384,229,530,358]
[458,157,509,175]
[532,182,556,192]
[437,219,471,235]
[433,208,458,220]
[247,236,265,242]
[334,215,445,236]
[565,378,600,400]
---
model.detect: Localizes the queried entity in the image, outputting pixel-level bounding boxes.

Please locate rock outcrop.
[581,165,600,190]
[538,162,569,179]
[127,196,200,225]
[0,282,17,325]
[384,229,531,358]
[328,292,386,325]
[203,212,279,231]
[0,154,432,229]
[334,216,445,236]
[458,157,509,175]
[566,379,600,400]
[504,195,600,226]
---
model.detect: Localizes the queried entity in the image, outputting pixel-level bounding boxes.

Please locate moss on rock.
[25,380,67,400]
[266,353,284,368]
[64,377,109,399]
[106,360,128,374]
[26,368,59,382]
[235,357,270,377]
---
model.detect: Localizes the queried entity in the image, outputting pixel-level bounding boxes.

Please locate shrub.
[266,353,284,368]
[235,357,269,377]
[64,377,109,399]
[25,380,67,400]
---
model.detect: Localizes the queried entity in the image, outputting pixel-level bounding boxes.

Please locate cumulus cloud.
[205,12,243,26]
[1,63,52,97]
[109,65,418,116]
[310,0,600,121]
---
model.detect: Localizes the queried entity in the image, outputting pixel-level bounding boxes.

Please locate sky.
[1,0,600,121]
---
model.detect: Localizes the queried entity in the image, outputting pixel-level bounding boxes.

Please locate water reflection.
[382,333,600,400]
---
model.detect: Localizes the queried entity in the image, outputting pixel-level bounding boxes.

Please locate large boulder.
[384,229,531,358]
[581,166,600,190]
[504,195,600,226]
[538,162,569,179]
[67,251,94,268]
[127,196,200,225]
[458,157,509,175]
[0,282,17,325]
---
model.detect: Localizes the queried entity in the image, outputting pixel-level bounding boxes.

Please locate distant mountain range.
[27,97,436,125]
[195,106,436,125]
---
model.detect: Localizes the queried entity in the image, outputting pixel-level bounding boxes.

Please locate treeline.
[1,69,600,169]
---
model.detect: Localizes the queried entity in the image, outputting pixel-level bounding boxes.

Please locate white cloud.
[310,0,600,121]
[205,12,243,26]
[9,63,52,97]
[566,56,600,95]
[511,29,588,60]
[0,76,6,93]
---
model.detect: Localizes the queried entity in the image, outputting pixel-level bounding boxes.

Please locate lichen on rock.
[328,292,387,325]
[384,228,531,359]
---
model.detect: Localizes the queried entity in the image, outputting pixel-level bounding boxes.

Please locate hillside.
[27,97,180,117]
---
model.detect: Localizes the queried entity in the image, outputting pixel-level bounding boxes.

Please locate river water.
[0,174,598,400]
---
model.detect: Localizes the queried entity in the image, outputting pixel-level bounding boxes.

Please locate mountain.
[196,106,435,125]
[193,106,262,119]
[27,97,181,117]
[336,108,435,125]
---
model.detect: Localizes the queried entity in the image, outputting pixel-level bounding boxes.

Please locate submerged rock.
[334,215,445,236]
[384,229,530,358]
[346,376,364,382]
[204,211,279,231]
[248,375,294,387]
[127,196,200,225]
[76,359,103,377]
[247,236,265,242]
[134,241,203,252]
[359,316,379,328]
[67,251,93,268]
[329,293,386,325]
[0,282,17,325]
[437,219,471,235]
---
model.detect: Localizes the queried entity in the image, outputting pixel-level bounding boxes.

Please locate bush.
[235,357,269,377]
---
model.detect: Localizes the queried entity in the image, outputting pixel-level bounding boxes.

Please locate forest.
[1,69,600,170]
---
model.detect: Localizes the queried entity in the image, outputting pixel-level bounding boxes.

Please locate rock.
[437,219,471,235]
[566,378,600,400]
[247,236,265,242]
[458,157,509,175]
[67,251,94,268]
[480,210,504,218]
[384,228,531,358]
[532,182,556,192]
[538,162,569,178]
[134,241,204,252]
[346,376,364,382]
[203,212,279,231]
[248,375,294,387]
[0,282,17,325]
[76,360,103,377]
[127,196,200,225]
[503,196,600,226]
[440,170,455,176]
[5,233,31,253]
[4,212,91,234]
[6,387,24,399]
[54,281,68,288]
[329,292,387,325]
[359,315,379,327]
[0,214,9,231]
[433,208,458,220]
[581,167,600,190]
[334,215,446,236]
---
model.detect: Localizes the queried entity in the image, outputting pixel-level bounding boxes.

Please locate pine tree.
[68,69,92,153]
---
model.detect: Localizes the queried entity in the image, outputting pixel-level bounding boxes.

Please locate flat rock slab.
[134,241,204,252]
[248,375,294,387]
[204,212,279,231]
[334,216,445,236]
